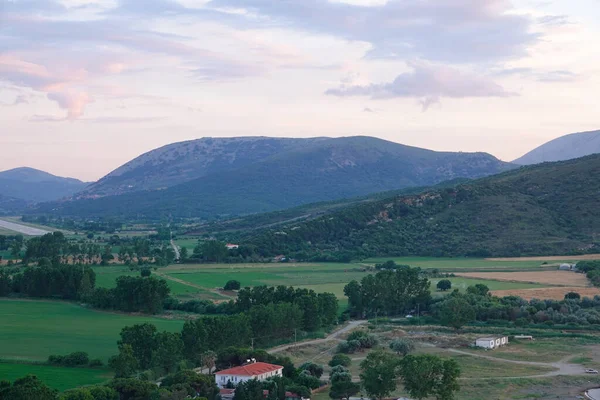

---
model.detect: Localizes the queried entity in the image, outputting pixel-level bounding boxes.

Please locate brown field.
[456,271,591,287]
[492,287,600,300]
[486,254,600,261]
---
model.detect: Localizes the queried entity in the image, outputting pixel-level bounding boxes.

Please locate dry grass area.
[456,271,591,287]
[486,254,600,261]
[492,286,600,300]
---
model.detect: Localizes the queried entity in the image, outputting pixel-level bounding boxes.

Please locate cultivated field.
[0,362,111,391]
[0,299,184,362]
[363,256,559,271]
[456,270,591,287]
[492,287,600,300]
[486,254,600,262]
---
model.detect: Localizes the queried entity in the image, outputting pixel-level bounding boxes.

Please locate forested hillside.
[0,167,88,203]
[242,155,600,260]
[35,136,512,219]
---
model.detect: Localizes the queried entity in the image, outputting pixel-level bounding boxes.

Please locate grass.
[0,361,112,391]
[174,238,200,251]
[458,337,599,363]
[569,356,593,364]
[364,256,561,271]
[0,299,185,363]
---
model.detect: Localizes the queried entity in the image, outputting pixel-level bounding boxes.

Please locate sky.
[1,0,599,181]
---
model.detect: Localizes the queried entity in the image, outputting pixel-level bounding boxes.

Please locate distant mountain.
[0,194,27,216]
[38,136,514,219]
[242,154,600,259]
[80,137,327,197]
[513,130,600,165]
[0,167,89,203]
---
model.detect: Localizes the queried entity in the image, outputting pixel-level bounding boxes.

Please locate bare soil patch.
[492,287,600,300]
[486,254,600,262]
[456,271,591,287]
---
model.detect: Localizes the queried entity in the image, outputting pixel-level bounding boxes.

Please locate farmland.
[492,287,600,300]
[0,299,184,363]
[0,362,111,391]
[456,270,591,287]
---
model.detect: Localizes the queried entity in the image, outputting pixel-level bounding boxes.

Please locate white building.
[215,362,284,388]
[475,336,509,349]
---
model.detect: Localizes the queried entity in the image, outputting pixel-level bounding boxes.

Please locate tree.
[436,280,452,291]
[118,324,157,369]
[88,387,119,400]
[466,284,489,297]
[141,267,152,277]
[224,280,241,291]
[328,354,351,368]
[0,375,57,400]
[59,389,94,400]
[329,381,360,400]
[389,338,415,357]
[109,378,159,400]
[298,362,324,378]
[359,350,399,400]
[565,292,581,300]
[201,351,217,374]
[179,247,188,261]
[399,355,461,400]
[153,332,184,374]
[437,296,475,330]
[108,344,139,378]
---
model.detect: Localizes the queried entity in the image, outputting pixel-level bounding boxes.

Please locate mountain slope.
[242,154,600,259]
[0,167,89,203]
[514,129,600,165]
[36,136,513,219]
[80,137,327,197]
[0,194,27,216]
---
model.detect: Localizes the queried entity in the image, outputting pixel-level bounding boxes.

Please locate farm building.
[226,243,239,250]
[475,336,509,349]
[559,263,578,271]
[215,361,283,388]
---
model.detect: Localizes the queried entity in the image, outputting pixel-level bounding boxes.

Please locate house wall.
[215,369,283,388]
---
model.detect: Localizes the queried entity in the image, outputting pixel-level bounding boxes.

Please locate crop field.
[363,256,570,271]
[456,270,591,287]
[0,299,184,362]
[174,237,201,251]
[492,287,600,300]
[0,362,111,391]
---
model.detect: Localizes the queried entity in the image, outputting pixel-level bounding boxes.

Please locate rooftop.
[215,362,284,377]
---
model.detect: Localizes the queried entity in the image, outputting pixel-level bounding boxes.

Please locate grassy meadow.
[0,362,112,391]
[0,299,184,363]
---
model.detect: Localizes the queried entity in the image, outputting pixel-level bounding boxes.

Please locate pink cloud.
[47,91,94,120]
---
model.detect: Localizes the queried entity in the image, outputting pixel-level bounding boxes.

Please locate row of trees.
[0,234,23,260]
[236,286,338,331]
[344,266,431,317]
[87,276,171,314]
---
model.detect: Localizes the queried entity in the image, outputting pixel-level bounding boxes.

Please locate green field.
[0,362,112,391]
[363,256,574,270]
[174,238,200,251]
[0,299,185,362]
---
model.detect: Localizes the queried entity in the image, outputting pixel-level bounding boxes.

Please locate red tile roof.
[215,362,284,377]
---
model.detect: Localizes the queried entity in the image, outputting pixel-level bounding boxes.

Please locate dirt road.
[170,239,180,261]
[268,320,368,354]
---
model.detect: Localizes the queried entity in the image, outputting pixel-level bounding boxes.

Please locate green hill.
[241,155,600,259]
[34,136,512,219]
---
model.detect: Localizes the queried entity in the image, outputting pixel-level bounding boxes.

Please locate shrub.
[223,280,241,291]
[88,359,104,367]
[329,354,351,368]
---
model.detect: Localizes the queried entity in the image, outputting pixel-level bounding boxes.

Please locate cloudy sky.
[1,0,599,181]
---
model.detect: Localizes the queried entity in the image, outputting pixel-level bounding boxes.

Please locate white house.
[226,243,240,250]
[215,362,284,388]
[475,336,509,349]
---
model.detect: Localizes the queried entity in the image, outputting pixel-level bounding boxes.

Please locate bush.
[63,351,90,367]
[436,279,452,291]
[565,292,581,300]
[141,267,152,277]
[223,280,241,291]
[329,354,351,368]
[88,359,104,367]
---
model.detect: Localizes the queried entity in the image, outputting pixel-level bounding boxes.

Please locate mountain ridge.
[34,136,514,219]
[513,129,600,165]
[0,167,89,203]
[239,154,600,259]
